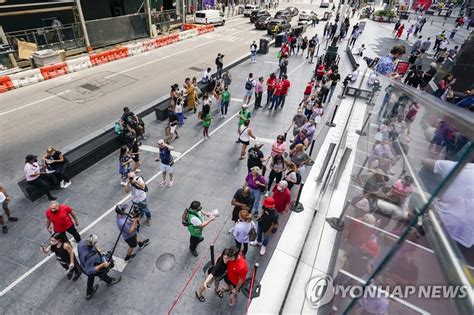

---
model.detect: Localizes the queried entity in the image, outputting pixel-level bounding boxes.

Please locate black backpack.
[295,171,302,185]
[245,79,253,90]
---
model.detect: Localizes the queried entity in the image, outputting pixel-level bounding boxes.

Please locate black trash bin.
[293,25,304,37]
[274,33,284,47]
[258,38,269,54]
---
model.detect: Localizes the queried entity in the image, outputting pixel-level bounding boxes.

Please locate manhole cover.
[80,83,100,91]
[189,66,204,72]
[156,253,176,272]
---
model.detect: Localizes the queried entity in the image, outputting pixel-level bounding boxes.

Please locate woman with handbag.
[245,166,267,215]
[233,210,256,256]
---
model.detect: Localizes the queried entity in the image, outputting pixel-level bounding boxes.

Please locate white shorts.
[244,89,253,97]
[160,163,173,174]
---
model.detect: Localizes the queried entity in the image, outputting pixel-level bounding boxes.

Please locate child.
[175,98,184,126]
[201,101,212,140]
[119,146,133,186]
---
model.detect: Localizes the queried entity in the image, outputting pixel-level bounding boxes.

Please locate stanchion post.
[210,244,215,266]
[290,182,305,213]
[326,103,338,127]
[355,112,372,136]
[309,138,316,156]
[325,200,351,231]
[338,84,347,99]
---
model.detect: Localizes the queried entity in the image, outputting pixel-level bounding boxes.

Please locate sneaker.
[60,181,65,189]
[228,227,234,234]
[2,226,8,234]
[108,276,121,285]
[124,254,136,262]
[139,239,150,249]
[159,181,166,188]
[8,217,18,222]
[135,169,142,173]
[168,181,173,187]
[62,181,71,188]
[120,181,128,186]
[249,240,262,246]
[191,250,199,257]
[259,245,266,255]
[86,284,99,300]
[67,269,74,280]
[72,272,81,281]
[145,218,152,226]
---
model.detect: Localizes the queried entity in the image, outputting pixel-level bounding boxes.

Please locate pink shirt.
[24,162,40,181]
[271,141,286,157]
[392,179,413,198]
[255,81,263,93]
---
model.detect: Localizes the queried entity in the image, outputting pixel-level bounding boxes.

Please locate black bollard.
[325,200,351,231]
[283,132,287,141]
[326,103,338,127]
[338,84,347,99]
[309,138,316,156]
[290,182,305,213]
[210,244,215,266]
[355,112,372,136]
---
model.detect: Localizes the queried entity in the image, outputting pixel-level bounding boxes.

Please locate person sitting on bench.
[24,154,58,201]
[43,146,71,189]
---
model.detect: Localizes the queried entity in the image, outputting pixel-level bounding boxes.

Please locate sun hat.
[262,197,276,209]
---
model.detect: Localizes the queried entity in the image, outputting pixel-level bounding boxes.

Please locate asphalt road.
[0,15,274,188]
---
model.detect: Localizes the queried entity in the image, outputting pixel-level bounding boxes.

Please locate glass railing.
[330,71,474,314]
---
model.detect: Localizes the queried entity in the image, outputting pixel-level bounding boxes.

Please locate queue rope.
[245,265,257,315]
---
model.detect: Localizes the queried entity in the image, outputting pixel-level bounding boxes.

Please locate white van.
[243,5,259,17]
[194,10,225,26]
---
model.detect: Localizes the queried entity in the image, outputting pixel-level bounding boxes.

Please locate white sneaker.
[135,169,142,173]
[259,245,266,255]
[60,181,65,188]
[250,241,262,246]
[120,181,128,186]
[63,181,72,188]
[228,227,234,234]
[168,181,173,187]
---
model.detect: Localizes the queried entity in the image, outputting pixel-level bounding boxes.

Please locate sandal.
[215,289,224,299]
[195,291,205,302]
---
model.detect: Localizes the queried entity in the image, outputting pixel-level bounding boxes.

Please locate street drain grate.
[80,83,100,91]
[189,66,204,72]
[156,253,176,272]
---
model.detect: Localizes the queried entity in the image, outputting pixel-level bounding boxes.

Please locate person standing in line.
[41,233,81,281]
[155,140,175,188]
[43,147,71,189]
[215,53,224,80]
[236,104,251,143]
[125,171,152,225]
[250,197,278,255]
[270,78,282,110]
[201,102,212,139]
[292,108,308,136]
[279,74,291,109]
[0,186,18,234]
[238,120,256,160]
[223,248,248,307]
[247,142,267,174]
[233,210,255,256]
[46,201,81,242]
[115,204,150,262]
[243,73,256,104]
[254,77,264,108]
[24,154,58,201]
[186,200,215,257]
[284,161,300,190]
[265,73,277,106]
[220,85,231,118]
[299,78,315,107]
[245,166,267,215]
[230,185,255,234]
[272,180,291,215]
[77,235,121,299]
[307,36,317,63]
[250,41,258,63]
[267,154,286,191]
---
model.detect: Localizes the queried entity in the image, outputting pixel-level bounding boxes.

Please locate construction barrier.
[142,39,157,51]
[89,51,114,66]
[183,24,198,30]
[168,34,180,44]
[40,62,69,80]
[124,42,144,56]
[109,47,129,60]
[66,56,93,72]
[9,69,44,88]
[0,76,14,93]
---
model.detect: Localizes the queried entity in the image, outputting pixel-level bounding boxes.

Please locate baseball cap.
[262,197,276,209]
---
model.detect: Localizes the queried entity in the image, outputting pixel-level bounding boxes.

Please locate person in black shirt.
[215,53,224,80]
[41,233,81,281]
[229,185,255,233]
[250,197,278,255]
[165,111,179,144]
[43,147,71,188]
[127,136,141,172]
[328,69,341,103]
[247,142,267,174]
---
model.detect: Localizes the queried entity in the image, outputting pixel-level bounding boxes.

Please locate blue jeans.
[327,85,336,103]
[249,187,262,214]
[133,198,151,219]
[216,67,223,79]
[251,51,257,62]
[271,94,280,109]
[221,100,229,115]
[177,112,184,125]
[379,93,391,116]
[266,90,273,105]
[257,224,269,246]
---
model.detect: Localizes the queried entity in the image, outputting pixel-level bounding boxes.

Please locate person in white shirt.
[201,67,212,84]
[250,41,258,63]
[124,171,152,226]
[24,154,57,200]
[243,73,256,104]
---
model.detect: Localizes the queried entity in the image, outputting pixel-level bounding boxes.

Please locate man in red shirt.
[279,74,291,108]
[270,78,282,110]
[46,201,81,242]
[272,180,291,214]
[299,78,315,107]
[280,43,289,59]
[225,248,248,307]
[265,73,276,106]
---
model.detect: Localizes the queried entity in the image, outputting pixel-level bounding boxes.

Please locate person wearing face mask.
[24,154,58,200]
[41,233,81,281]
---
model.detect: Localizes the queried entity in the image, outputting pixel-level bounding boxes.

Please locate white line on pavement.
[0,90,71,117]
[256,136,276,144]
[0,57,309,297]
[231,98,243,102]
[264,61,279,64]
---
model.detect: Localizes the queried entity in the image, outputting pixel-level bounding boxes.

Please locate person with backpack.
[115,204,150,262]
[243,73,256,104]
[124,171,152,226]
[184,201,216,257]
[284,161,301,190]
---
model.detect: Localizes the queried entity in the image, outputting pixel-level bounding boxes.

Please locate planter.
[372,15,394,23]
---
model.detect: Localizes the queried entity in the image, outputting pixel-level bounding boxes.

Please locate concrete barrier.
[66,56,93,72]
[0,76,14,93]
[124,42,144,56]
[9,69,44,88]
[40,62,69,80]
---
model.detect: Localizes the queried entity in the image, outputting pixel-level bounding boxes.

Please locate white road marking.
[0,58,309,297]
[0,90,71,117]
[256,136,276,144]
[231,98,243,102]
[264,61,279,64]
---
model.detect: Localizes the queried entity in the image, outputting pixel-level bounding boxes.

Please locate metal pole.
[326,103,338,127]
[355,112,371,136]
[144,0,153,37]
[309,138,316,156]
[210,244,215,266]
[290,182,305,212]
[183,0,187,25]
[74,0,91,52]
[326,200,351,231]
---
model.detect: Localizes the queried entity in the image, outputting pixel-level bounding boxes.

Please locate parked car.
[250,9,271,23]
[267,19,291,35]
[244,4,259,17]
[284,7,299,17]
[255,16,272,30]
[299,10,317,21]
[274,10,292,21]
[320,0,330,8]
[194,10,225,25]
